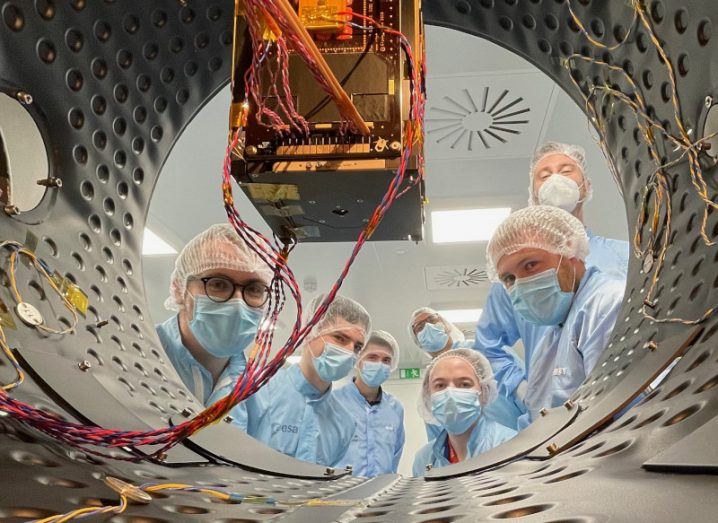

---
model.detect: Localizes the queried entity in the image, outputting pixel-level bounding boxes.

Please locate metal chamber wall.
[0,1,715,521]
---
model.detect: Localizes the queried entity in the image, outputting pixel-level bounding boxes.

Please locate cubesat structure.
[0,1,716,522]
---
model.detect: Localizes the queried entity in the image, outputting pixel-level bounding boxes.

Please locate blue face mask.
[359,361,391,388]
[313,343,357,382]
[509,268,574,326]
[189,295,262,358]
[417,323,449,353]
[431,388,482,435]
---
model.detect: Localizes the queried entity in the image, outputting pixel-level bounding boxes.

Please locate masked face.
[359,360,391,387]
[312,342,357,382]
[188,295,263,358]
[431,388,482,435]
[537,174,583,212]
[417,323,450,353]
[509,267,574,326]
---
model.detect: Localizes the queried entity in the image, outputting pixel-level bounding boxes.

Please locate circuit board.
[234,0,424,243]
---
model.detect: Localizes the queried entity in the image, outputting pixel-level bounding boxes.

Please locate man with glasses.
[156,223,272,430]
[408,308,469,356]
[246,294,371,467]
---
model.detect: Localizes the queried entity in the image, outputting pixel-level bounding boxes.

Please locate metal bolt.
[324,467,335,476]
[308,200,317,205]
[546,443,559,455]
[95,320,109,329]
[37,178,63,188]
[78,360,92,371]
[706,96,714,108]
[4,205,20,216]
[644,340,658,352]
[16,91,33,105]
[389,141,401,151]
[224,415,234,424]
[245,145,258,155]
[539,408,548,417]
[181,407,194,418]
[564,400,575,411]
[425,464,433,472]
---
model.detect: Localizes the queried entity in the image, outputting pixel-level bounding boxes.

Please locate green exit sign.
[399,368,421,380]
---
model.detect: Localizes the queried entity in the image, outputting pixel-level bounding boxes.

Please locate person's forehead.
[363,343,393,359]
[431,356,476,379]
[535,153,579,172]
[325,317,366,342]
[413,312,435,324]
[497,247,552,272]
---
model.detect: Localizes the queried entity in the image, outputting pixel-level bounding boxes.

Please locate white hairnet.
[486,206,589,282]
[528,141,593,206]
[305,293,371,344]
[407,307,465,349]
[165,223,274,311]
[358,330,400,371]
[418,348,498,424]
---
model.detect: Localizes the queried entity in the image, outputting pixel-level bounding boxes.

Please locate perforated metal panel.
[0,0,716,521]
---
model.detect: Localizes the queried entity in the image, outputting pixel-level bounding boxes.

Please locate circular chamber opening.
[0,92,50,212]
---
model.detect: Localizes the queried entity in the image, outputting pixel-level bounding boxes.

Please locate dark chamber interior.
[0,1,716,521]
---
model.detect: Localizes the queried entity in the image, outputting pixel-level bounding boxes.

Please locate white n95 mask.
[537,174,582,213]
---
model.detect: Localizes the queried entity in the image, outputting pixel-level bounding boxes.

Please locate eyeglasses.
[192,276,270,308]
[412,314,441,334]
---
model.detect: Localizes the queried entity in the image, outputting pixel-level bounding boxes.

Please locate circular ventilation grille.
[427,87,530,150]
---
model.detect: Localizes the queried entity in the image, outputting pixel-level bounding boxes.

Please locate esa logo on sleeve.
[271,423,299,434]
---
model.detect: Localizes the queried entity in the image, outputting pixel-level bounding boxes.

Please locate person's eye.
[525,261,538,272]
[502,275,516,288]
[208,278,230,291]
[245,281,266,297]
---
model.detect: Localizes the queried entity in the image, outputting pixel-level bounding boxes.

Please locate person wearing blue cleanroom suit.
[485,206,625,429]
[407,308,524,435]
[245,294,370,467]
[333,330,405,477]
[413,348,516,476]
[473,142,629,415]
[156,224,273,430]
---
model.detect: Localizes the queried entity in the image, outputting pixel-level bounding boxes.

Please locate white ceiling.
[143,26,628,371]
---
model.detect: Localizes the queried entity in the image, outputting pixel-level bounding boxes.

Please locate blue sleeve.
[577,280,625,375]
[425,422,441,441]
[206,363,251,431]
[392,404,405,473]
[412,444,432,477]
[473,283,527,396]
